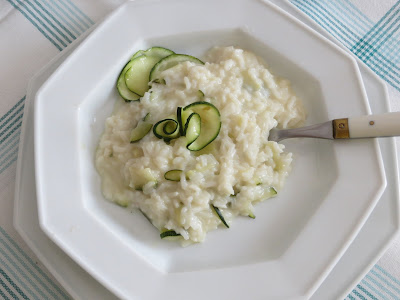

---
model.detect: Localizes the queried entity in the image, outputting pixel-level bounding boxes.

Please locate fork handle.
[333,112,400,139]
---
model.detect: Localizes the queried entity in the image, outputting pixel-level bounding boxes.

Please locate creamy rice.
[95,46,306,244]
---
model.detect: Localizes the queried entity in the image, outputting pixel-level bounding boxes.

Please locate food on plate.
[95,46,306,244]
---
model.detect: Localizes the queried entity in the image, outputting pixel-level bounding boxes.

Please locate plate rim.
[31,0,389,299]
[13,1,399,300]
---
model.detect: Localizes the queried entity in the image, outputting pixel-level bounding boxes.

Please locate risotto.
[95,46,306,244]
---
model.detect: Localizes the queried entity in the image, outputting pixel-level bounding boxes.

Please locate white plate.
[32,0,387,299]
[13,31,117,300]
[14,1,399,300]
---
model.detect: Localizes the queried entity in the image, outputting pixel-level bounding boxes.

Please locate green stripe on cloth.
[0,140,20,172]
[352,289,367,300]
[24,0,72,44]
[0,255,36,299]
[0,285,11,300]
[0,130,20,163]
[291,0,400,88]
[63,0,94,26]
[357,284,379,300]
[365,273,398,299]
[361,278,389,300]
[0,275,18,300]
[13,0,68,48]
[0,267,29,300]
[376,265,400,288]
[5,0,63,50]
[347,294,356,300]
[0,237,58,299]
[0,107,24,140]
[56,0,92,29]
[352,1,400,56]
[47,0,88,33]
[31,0,76,41]
[40,0,80,37]
[0,1,94,298]
[0,228,70,299]
[0,97,25,126]
[290,0,400,91]
[5,0,93,50]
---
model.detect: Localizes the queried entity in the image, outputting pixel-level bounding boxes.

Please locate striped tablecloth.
[1,0,399,299]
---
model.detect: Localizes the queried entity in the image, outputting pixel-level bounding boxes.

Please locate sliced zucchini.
[184,113,201,148]
[130,168,157,191]
[254,186,277,203]
[115,200,129,208]
[149,54,204,82]
[164,169,183,181]
[264,186,277,198]
[130,121,153,143]
[160,230,181,239]
[139,209,152,225]
[130,49,144,60]
[117,61,141,102]
[163,120,177,135]
[124,47,174,96]
[153,119,180,140]
[183,101,221,151]
[143,113,151,122]
[211,205,229,228]
[177,107,184,136]
[197,90,205,98]
[248,213,256,219]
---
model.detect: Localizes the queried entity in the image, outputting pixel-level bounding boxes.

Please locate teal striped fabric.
[291,0,400,92]
[1,0,93,298]
[0,0,399,299]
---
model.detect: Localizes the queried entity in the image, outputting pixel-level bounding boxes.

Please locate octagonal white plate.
[34,0,386,299]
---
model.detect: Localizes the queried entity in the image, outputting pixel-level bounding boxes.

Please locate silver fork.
[268,112,400,142]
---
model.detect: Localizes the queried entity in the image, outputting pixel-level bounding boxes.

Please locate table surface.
[1,0,400,299]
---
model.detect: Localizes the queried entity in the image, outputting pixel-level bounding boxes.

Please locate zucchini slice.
[211,205,229,228]
[183,101,221,151]
[143,112,151,122]
[184,113,201,148]
[130,49,144,60]
[139,209,152,224]
[124,47,174,96]
[163,120,177,135]
[130,121,153,143]
[160,230,181,239]
[177,107,184,136]
[149,54,204,82]
[116,61,141,102]
[263,186,277,199]
[197,90,205,98]
[164,169,183,181]
[254,186,278,204]
[153,119,180,140]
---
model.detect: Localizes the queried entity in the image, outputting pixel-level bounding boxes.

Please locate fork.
[268,112,400,142]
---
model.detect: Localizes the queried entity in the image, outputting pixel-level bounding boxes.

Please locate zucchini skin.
[116,60,141,102]
[211,205,229,228]
[184,113,201,149]
[177,107,184,136]
[183,101,221,151]
[160,230,181,239]
[149,54,204,82]
[153,118,180,140]
[130,122,153,143]
[164,169,183,181]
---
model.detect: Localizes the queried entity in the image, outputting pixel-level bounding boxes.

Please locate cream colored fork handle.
[346,112,400,138]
